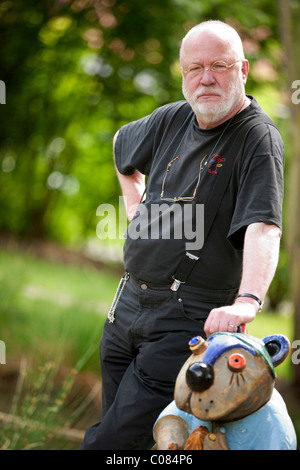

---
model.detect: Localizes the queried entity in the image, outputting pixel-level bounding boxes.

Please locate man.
[80,20,284,450]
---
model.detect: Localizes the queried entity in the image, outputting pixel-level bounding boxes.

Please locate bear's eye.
[228,353,246,372]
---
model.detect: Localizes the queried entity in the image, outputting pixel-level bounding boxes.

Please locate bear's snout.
[186,362,214,393]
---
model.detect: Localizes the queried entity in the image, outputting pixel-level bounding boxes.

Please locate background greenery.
[0,248,296,449]
[0,0,288,250]
[0,0,299,450]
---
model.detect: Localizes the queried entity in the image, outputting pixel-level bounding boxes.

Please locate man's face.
[181,30,249,128]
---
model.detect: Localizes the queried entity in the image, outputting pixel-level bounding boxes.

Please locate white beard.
[182,79,245,126]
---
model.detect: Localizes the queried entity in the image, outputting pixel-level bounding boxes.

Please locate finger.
[227,323,239,332]
[208,307,230,334]
[205,307,240,335]
[204,310,220,336]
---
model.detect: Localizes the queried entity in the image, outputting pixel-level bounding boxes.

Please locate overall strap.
[170,115,271,291]
[170,153,234,290]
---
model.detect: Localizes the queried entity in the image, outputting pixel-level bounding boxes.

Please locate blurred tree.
[279,0,300,389]
[0,0,286,253]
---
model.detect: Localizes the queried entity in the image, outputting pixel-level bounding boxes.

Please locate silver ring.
[228,324,238,331]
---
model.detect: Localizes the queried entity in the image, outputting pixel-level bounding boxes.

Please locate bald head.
[179,20,249,128]
[180,20,245,64]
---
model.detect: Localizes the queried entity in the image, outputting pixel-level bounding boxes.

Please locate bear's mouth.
[186,370,249,421]
[197,397,215,415]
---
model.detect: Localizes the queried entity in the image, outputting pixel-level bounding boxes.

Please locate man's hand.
[204,300,257,337]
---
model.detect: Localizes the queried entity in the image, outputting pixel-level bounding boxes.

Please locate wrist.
[235,293,264,312]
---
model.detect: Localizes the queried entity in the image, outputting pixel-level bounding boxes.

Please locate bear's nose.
[186,362,214,392]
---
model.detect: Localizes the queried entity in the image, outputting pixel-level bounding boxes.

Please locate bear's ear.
[262,335,290,367]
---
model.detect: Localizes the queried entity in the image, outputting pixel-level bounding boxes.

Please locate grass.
[0,247,120,449]
[0,247,297,449]
[0,248,120,372]
[243,311,294,381]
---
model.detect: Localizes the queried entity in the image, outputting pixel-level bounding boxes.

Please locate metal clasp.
[170,278,184,292]
[108,272,130,323]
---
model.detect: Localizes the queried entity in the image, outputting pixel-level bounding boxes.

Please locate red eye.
[228,353,246,371]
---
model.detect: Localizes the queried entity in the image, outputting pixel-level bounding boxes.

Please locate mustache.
[194,88,223,98]
[182,83,224,102]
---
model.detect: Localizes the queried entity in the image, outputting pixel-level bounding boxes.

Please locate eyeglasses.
[160,154,209,202]
[183,60,242,77]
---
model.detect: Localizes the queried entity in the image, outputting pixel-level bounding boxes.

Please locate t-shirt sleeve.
[114,116,155,176]
[228,123,284,249]
[114,101,189,176]
[114,104,169,176]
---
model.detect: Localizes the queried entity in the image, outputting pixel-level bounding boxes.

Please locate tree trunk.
[279,0,300,389]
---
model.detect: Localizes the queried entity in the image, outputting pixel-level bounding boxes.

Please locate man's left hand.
[204,301,257,337]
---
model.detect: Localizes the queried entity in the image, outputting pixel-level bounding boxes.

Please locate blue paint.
[205,333,276,378]
[154,390,297,450]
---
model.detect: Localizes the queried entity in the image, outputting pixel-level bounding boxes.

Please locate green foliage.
[0,248,119,370]
[0,247,122,449]
[0,0,286,244]
[0,3,296,447]
[0,0,292,306]
[247,309,294,381]
[1,359,78,450]
[0,248,295,448]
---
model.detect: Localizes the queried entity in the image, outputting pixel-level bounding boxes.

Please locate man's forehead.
[181,29,240,63]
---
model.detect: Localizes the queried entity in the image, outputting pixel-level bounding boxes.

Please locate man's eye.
[190,66,202,72]
[212,63,227,71]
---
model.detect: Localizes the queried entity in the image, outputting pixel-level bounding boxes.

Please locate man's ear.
[241,59,249,84]
[262,335,290,367]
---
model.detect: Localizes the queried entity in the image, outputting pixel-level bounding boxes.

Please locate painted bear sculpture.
[154,332,297,450]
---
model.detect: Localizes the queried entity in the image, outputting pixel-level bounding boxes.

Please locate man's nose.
[199,70,216,86]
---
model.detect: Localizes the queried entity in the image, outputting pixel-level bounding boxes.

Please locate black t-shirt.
[114,96,284,293]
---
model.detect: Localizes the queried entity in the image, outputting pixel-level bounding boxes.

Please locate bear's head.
[174,332,290,422]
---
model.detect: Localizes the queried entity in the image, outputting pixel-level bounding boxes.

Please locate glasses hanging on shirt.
[160,154,209,202]
[160,113,235,202]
